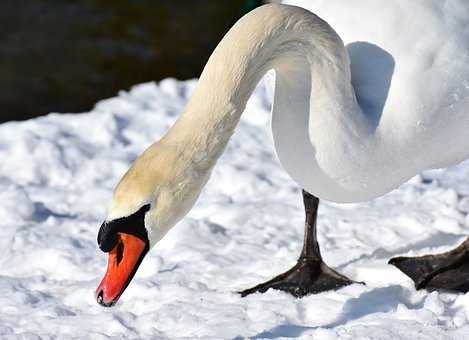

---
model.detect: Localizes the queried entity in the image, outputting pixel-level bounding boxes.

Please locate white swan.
[95,4,469,306]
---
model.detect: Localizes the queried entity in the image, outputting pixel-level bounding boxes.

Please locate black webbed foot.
[389,238,469,292]
[240,190,362,298]
[240,256,359,298]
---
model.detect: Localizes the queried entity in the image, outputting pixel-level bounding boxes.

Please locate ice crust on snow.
[1,0,469,338]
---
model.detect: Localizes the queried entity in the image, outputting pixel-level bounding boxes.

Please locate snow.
[1,2,469,339]
[1,78,469,339]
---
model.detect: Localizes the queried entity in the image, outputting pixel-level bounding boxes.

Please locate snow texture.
[1,1,469,339]
[1,78,469,339]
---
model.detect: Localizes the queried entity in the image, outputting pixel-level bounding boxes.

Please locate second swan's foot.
[239,256,359,298]
[389,238,469,292]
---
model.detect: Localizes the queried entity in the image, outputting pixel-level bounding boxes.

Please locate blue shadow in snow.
[327,285,406,328]
[232,324,314,340]
[235,285,408,339]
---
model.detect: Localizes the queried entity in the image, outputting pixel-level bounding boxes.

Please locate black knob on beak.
[97,222,118,252]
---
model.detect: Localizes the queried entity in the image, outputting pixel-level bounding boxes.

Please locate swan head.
[95,138,210,306]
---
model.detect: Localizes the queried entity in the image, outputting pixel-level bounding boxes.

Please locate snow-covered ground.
[2,1,469,339]
[1,78,469,339]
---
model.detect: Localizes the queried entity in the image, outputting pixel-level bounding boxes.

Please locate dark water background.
[1,0,263,122]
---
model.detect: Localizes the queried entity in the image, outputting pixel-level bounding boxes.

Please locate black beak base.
[97,204,151,252]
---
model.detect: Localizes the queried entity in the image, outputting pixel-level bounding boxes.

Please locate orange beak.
[95,233,148,307]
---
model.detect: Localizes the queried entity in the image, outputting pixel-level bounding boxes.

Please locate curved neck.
[163,5,373,200]
[171,5,362,151]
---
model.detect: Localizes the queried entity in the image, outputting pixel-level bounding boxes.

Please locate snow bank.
[1,78,469,338]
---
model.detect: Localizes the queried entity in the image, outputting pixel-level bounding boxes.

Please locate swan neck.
[171,5,359,154]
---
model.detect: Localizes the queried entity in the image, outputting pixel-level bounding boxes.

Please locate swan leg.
[240,190,358,298]
[389,238,469,292]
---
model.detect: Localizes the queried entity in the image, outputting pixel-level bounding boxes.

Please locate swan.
[94,4,469,306]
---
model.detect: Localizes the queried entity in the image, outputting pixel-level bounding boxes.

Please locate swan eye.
[97,204,151,252]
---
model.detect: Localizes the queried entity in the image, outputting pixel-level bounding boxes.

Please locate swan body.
[111,3,469,216]
[96,3,469,305]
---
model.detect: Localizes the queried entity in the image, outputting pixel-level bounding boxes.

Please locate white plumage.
[108,2,469,243]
